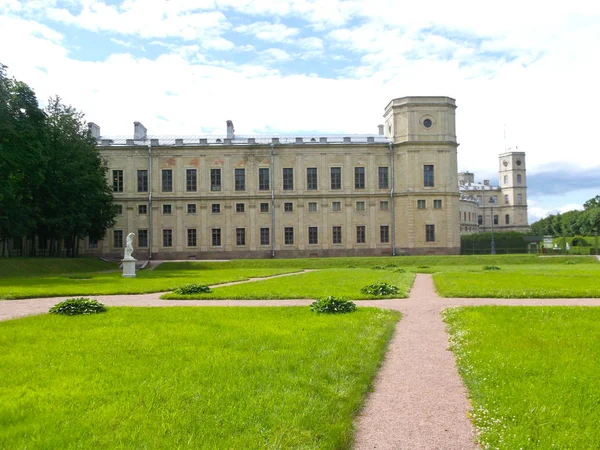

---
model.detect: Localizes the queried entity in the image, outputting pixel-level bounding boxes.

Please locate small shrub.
[393,268,406,273]
[417,265,430,269]
[483,265,501,271]
[174,283,212,295]
[345,265,357,268]
[49,298,107,316]
[371,265,386,270]
[384,264,398,268]
[564,260,576,265]
[310,296,356,314]
[361,282,400,296]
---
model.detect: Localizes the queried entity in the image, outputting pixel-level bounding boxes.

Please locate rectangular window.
[330,167,342,190]
[332,201,341,212]
[308,227,318,245]
[503,175,508,184]
[260,228,270,246]
[308,202,318,212]
[517,193,523,204]
[115,204,123,215]
[378,167,389,189]
[163,229,173,247]
[356,225,366,244]
[236,203,245,213]
[186,169,197,192]
[212,228,221,246]
[380,200,389,211]
[354,167,365,189]
[138,204,147,215]
[137,170,148,192]
[307,167,318,190]
[478,215,483,225]
[210,168,221,191]
[332,226,342,244]
[434,199,442,209]
[113,170,123,192]
[505,214,510,225]
[417,200,426,209]
[187,228,197,247]
[258,168,270,191]
[187,203,197,214]
[505,194,509,205]
[88,238,98,249]
[380,225,390,243]
[356,201,365,211]
[283,168,294,190]
[260,202,269,213]
[138,229,148,248]
[234,168,246,191]
[426,224,435,242]
[211,203,221,214]
[424,165,434,187]
[284,202,293,212]
[236,228,246,246]
[162,204,172,215]
[494,215,499,225]
[161,169,173,192]
[284,227,294,245]
[517,174,522,184]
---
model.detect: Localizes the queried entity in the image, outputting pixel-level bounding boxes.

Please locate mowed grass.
[444,306,600,449]
[0,257,118,277]
[0,307,400,449]
[0,262,299,299]
[162,268,414,300]
[434,263,600,298]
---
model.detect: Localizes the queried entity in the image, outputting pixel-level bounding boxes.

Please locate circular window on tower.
[423,118,433,128]
[503,160,508,167]
[516,160,522,166]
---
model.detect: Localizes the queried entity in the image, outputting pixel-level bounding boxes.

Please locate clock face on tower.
[503,160,508,167]
[516,160,522,166]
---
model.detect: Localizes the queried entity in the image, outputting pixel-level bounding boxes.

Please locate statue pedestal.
[122,258,137,278]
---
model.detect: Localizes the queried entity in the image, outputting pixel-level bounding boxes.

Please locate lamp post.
[489,197,496,255]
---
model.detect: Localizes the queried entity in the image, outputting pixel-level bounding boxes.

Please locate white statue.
[124,232,135,260]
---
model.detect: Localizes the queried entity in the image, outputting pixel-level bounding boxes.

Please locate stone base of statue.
[122,258,137,278]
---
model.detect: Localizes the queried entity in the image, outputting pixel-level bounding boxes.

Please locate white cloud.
[234,21,299,43]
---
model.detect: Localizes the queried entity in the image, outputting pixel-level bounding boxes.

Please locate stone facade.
[458,151,529,234]
[83,96,464,259]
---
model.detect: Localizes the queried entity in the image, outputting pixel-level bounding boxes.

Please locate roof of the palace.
[95,134,390,146]
[459,183,501,191]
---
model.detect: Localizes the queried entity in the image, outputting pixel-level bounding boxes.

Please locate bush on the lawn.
[49,298,107,316]
[174,283,212,295]
[483,265,501,271]
[310,296,356,314]
[393,268,406,273]
[371,265,385,270]
[361,282,400,296]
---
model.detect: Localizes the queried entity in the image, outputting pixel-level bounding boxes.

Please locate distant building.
[458,151,529,234]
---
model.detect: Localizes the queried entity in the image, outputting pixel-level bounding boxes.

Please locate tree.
[583,195,600,210]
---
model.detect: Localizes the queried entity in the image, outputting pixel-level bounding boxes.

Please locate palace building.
[81,96,528,260]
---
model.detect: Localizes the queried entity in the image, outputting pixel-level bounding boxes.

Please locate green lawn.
[444,306,600,449]
[434,263,600,297]
[162,268,414,300]
[0,307,400,449]
[0,257,117,277]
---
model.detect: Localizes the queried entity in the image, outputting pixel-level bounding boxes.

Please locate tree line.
[530,196,600,238]
[0,64,117,257]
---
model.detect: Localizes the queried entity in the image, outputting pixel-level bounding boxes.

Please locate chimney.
[483,180,490,186]
[88,122,100,139]
[226,120,235,139]
[378,124,384,135]
[134,122,147,140]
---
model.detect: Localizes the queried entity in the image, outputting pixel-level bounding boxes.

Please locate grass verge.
[444,306,600,449]
[162,268,415,300]
[434,264,600,297]
[0,307,399,449]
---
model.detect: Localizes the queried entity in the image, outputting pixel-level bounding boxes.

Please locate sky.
[1,0,599,224]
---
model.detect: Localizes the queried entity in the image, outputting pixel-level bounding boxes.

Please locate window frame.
[258,167,270,191]
[210,168,222,192]
[308,226,318,245]
[161,169,173,193]
[380,225,390,243]
[234,168,246,192]
[283,168,294,191]
[332,226,342,244]
[284,227,294,245]
[162,229,173,247]
[423,165,434,187]
[137,169,148,193]
[187,228,197,247]
[186,168,197,192]
[356,225,366,244]
[306,167,318,190]
[330,167,342,190]
[425,224,435,242]
[260,227,270,246]
[112,170,124,193]
[378,167,389,189]
[211,228,222,247]
[354,167,365,189]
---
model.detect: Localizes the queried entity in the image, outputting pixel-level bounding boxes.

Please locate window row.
[109,225,411,248]
[416,199,443,210]
[477,214,511,225]
[117,200,392,216]
[502,174,523,185]
[112,166,398,193]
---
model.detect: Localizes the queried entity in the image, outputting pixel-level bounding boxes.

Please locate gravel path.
[4,274,600,449]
